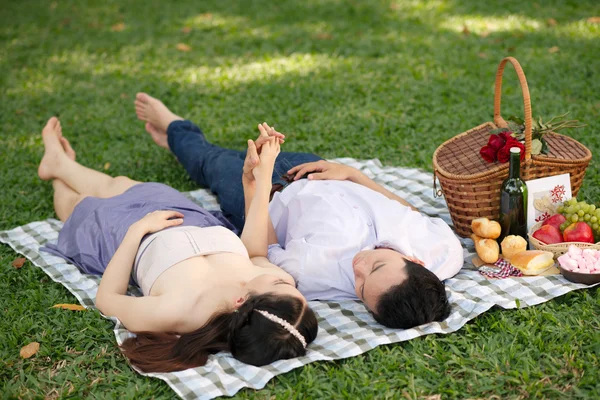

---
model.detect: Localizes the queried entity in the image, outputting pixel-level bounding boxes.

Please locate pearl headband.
[256,310,307,348]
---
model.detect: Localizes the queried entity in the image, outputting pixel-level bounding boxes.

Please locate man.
[134,93,464,329]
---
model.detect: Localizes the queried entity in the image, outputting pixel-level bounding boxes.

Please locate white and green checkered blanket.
[1,158,596,400]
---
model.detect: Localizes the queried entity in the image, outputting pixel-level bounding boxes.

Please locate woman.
[37,116,318,373]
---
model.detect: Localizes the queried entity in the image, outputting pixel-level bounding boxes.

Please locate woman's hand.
[287,160,361,182]
[132,210,184,235]
[253,137,280,182]
[243,122,284,184]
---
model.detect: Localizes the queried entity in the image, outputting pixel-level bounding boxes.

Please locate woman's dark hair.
[373,260,451,329]
[120,294,318,373]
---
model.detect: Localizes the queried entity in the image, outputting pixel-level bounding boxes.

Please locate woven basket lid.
[433,122,591,180]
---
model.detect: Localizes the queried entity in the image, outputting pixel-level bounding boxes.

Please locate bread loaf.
[500,235,528,261]
[510,250,555,275]
[471,233,500,264]
[471,218,501,239]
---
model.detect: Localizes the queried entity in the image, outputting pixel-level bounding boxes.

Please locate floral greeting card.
[525,173,572,232]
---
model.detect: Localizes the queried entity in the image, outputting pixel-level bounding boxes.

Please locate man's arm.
[348,171,418,211]
[287,160,419,211]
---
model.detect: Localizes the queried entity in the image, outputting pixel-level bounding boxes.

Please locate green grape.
[596,209,600,217]
[578,210,585,217]
[568,198,578,206]
[591,216,598,223]
[565,213,573,221]
[566,206,575,214]
[582,204,591,213]
[571,214,579,222]
[560,222,569,231]
[589,204,596,212]
[557,205,565,213]
[593,223,599,231]
[584,214,591,221]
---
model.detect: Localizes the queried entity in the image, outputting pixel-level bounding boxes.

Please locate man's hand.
[243,122,285,184]
[287,160,362,182]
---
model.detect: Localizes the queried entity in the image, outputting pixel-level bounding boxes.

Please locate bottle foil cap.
[510,147,521,153]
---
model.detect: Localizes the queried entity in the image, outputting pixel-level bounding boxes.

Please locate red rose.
[480,145,497,163]
[499,131,514,142]
[487,134,506,150]
[497,139,525,163]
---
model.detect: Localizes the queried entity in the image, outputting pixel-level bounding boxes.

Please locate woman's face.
[245,274,305,302]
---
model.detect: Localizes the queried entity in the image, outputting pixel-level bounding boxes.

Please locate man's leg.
[135,93,322,230]
[167,120,248,229]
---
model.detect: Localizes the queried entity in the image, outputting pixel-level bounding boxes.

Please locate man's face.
[352,248,410,312]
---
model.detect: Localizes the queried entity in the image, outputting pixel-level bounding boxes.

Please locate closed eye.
[274,279,291,286]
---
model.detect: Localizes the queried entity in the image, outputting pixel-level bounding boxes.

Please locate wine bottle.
[498,147,528,243]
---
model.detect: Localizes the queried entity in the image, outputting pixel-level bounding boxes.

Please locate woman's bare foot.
[38,117,68,180]
[134,92,183,139]
[59,137,76,161]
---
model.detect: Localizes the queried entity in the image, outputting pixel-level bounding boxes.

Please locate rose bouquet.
[479,113,585,163]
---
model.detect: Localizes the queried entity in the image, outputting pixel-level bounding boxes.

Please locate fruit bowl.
[557,265,600,285]
[528,221,600,258]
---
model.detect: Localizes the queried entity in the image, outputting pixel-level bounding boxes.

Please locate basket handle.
[493,57,532,161]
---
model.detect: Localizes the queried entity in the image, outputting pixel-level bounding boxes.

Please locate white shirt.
[267,179,463,301]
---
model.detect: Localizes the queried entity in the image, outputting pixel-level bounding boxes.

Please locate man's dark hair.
[373,260,451,329]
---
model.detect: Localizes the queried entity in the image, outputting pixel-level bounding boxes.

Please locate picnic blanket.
[1,158,597,400]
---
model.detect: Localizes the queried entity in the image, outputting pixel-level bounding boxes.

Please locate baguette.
[510,250,555,275]
[471,218,501,239]
[471,233,500,264]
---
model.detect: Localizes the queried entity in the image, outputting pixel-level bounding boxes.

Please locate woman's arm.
[95,210,184,331]
[240,136,280,257]
[287,160,419,211]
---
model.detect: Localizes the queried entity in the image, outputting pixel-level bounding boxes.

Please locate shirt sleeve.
[267,243,302,283]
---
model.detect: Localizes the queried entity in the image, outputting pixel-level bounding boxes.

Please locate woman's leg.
[52,179,86,222]
[38,117,141,199]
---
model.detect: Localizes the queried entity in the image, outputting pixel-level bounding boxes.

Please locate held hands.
[287,160,361,182]
[133,210,184,235]
[243,122,284,184]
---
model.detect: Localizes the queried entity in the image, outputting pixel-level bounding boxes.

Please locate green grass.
[1,0,599,398]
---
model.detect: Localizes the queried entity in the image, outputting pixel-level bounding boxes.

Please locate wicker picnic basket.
[433,57,592,238]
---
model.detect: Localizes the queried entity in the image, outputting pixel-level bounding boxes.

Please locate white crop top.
[133,225,248,296]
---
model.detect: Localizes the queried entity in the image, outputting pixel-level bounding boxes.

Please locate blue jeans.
[167,120,322,231]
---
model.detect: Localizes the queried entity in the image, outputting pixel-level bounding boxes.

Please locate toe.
[45,116,58,130]
[136,92,150,102]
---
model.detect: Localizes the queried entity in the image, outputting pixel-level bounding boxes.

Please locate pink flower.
[480,145,497,163]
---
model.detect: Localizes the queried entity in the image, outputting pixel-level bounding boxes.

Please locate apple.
[563,222,595,243]
[532,225,564,244]
[542,214,568,231]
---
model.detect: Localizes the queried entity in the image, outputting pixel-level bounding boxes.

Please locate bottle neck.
[508,150,521,179]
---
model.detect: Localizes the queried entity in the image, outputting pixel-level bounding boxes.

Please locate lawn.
[1,0,599,398]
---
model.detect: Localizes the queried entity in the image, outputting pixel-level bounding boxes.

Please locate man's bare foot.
[134,92,183,134]
[38,117,68,180]
[145,122,170,150]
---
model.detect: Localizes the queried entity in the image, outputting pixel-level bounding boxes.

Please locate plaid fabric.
[1,158,598,400]
[479,258,524,279]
